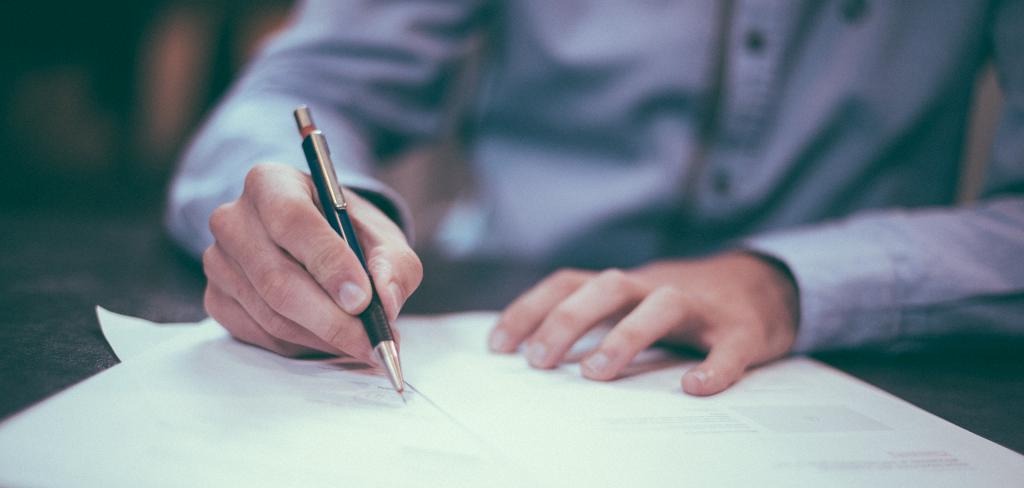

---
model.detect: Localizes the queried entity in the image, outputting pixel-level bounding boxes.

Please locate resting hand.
[202,162,422,360]
[488,252,799,395]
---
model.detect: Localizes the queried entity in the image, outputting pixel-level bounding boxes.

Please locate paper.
[96,306,218,361]
[399,315,1024,487]
[0,310,1022,487]
[0,309,518,488]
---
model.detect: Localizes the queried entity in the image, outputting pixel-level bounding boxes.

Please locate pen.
[293,105,405,399]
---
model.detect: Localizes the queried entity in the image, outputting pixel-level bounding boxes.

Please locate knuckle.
[201,245,218,272]
[367,247,422,288]
[550,268,584,283]
[598,267,627,280]
[203,286,222,318]
[208,204,235,238]
[613,326,646,348]
[594,268,632,294]
[244,162,277,190]
[366,255,391,282]
[393,248,423,283]
[657,286,692,306]
[265,196,312,240]
[547,268,591,294]
[204,286,248,340]
[202,248,235,295]
[548,306,582,328]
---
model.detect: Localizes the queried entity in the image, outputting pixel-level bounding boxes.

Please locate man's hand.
[488,252,799,395]
[202,162,422,361]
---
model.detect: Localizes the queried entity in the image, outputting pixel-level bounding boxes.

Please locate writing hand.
[202,162,422,360]
[488,252,799,395]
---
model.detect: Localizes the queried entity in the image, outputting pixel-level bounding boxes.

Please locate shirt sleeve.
[744,0,1024,354]
[164,0,490,258]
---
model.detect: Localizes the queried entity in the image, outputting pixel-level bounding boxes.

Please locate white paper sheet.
[0,309,1021,488]
[398,314,1024,488]
[0,310,520,488]
[96,306,219,361]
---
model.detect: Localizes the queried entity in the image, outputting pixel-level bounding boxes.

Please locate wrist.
[740,251,801,332]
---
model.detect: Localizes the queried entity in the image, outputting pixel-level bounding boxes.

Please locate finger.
[245,163,373,315]
[205,279,326,357]
[525,269,647,369]
[346,192,422,323]
[490,269,593,353]
[681,332,759,396]
[580,286,693,381]
[203,242,345,355]
[210,192,372,360]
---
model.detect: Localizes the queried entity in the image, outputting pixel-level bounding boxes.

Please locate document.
[0,308,1021,487]
[0,309,518,488]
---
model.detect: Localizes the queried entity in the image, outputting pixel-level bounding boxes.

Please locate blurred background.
[0,0,295,214]
[0,0,1001,228]
[0,0,303,419]
[0,0,471,243]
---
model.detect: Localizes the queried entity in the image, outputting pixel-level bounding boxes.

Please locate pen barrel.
[297,108,402,392]
[361,285,394,346]
[302,134,394,346]
[304,138,345,228]
[337,207,369,271]
[308,160,392,345]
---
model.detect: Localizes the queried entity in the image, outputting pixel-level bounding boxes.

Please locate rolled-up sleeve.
[165,0,490,258]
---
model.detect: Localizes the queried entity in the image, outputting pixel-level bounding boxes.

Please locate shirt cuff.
[742,221,901,353]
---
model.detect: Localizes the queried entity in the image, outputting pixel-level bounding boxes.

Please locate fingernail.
[339,282,368,313]
[582,352,609,377]
[367,348,380,367]
[489,329,509,351]
[689,369,708,387]
[526,342,548,367]
[388,282,405,320]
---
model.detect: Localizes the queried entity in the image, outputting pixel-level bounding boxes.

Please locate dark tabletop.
[2,209,1023,456]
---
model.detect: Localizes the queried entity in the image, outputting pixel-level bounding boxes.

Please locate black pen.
[294,106,405,399]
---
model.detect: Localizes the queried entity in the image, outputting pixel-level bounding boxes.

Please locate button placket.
[717,0,797,151]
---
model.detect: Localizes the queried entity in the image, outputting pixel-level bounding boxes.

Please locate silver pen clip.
[295,106,347,211]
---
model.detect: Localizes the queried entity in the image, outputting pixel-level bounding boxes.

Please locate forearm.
[745,197,1024,353]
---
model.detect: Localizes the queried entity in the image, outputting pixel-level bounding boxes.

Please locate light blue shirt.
[167,0,1024,354]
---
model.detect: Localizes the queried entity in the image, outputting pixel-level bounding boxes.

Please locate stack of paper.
[0,308,1020,487]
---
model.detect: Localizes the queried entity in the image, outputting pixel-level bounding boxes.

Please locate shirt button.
[744,30,766,54]
[841,0,869,23]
